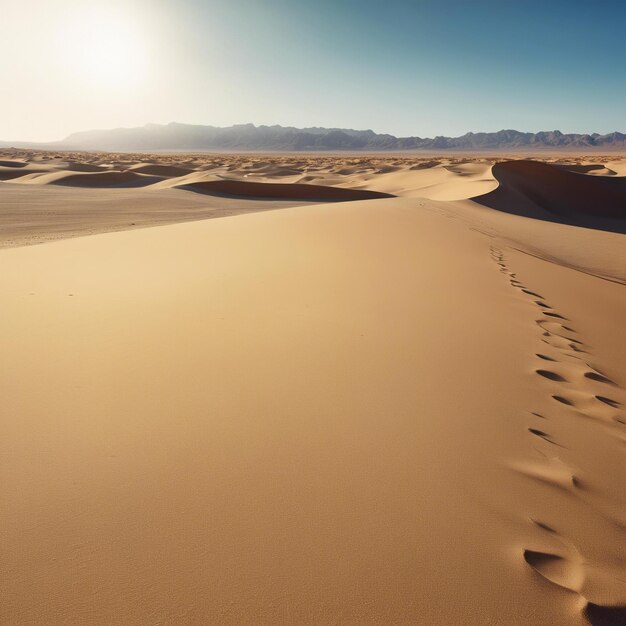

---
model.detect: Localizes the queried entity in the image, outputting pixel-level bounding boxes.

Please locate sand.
[0,149,624,625]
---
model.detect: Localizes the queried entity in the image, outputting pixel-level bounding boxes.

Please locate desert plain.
[0,148,625,625]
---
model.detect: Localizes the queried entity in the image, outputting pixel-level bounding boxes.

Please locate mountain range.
[5,123,626,152]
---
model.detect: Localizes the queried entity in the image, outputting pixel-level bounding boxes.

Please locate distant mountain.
[6,123,626,151]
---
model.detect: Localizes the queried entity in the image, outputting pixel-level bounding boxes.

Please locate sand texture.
[0,149,625,625]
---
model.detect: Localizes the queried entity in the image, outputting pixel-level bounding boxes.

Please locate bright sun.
[61,5,147,90]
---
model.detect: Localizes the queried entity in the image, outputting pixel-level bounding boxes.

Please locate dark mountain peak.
[55,123,626,152]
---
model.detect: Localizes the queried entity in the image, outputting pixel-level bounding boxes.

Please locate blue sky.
[2,0,625,140]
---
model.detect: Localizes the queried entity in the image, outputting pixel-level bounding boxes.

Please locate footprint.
[566,336,584,346]
[530,518,557,533]
[544,311,567,320]
[522,289,544,298]
[569,343,587,354]
[553,395,574,406]
[523,549,584,592]
[528,428,560,446]
[536,370,568,382]
[535,320,574,338]
[511,457,580,492]
[595,396,621,408]
[584,372,616,386]
[536,354,556,361]
[540,332,586,354]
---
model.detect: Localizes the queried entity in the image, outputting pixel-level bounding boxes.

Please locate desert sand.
[0,149,624,625]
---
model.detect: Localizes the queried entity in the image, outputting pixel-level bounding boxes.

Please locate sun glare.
[60,5,147,90]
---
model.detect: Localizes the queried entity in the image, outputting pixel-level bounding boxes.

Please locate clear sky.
[2,0,625,141]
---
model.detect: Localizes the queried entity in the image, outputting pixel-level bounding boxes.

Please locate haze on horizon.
[3,0,626,143]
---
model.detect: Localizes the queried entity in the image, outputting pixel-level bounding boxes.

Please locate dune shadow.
[553,163,617,176]
[177,179,394,202]
[472,160,626,234]
[53,171,164,188]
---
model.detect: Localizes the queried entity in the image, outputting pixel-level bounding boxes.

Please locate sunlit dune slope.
[0,195,624,625]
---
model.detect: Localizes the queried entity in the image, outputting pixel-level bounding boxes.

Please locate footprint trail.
[489,245,626,623]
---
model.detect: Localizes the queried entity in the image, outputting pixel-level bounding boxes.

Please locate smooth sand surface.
[1,149,625,625]
[0,185,317,249]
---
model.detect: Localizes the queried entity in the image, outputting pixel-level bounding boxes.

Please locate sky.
[2,0,626,141]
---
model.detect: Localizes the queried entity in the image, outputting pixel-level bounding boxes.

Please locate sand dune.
[10,169,164,188]
[149,168,395,199]
[167,178,394,200]
[475,160,626,227]
[0,167,49,181]
[0,160,55,180]
[128,163,193,177]
[0,159,28,167]
[554,163,618,176]
[0,148,624,625]
[65,162,111,172]
[357,162,498,199]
